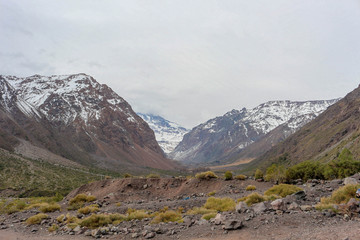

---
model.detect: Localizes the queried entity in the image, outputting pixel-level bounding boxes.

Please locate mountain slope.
[169,99,339,166]
[137,113,189,154]
[0,74,177,171]
[249,85,360,170]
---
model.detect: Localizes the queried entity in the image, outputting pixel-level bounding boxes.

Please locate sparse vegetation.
[264,184,302,198]
[115,202,122,207]
[208,191,216,196]
[186,207,217,216]
[195,171,218,180]
[80,214,113,228]
[146,173,160,178]
[204,197,236,212]
[224,171,233,180]
[151,210,182,223]
[126,208,153,220]
[246,185,257,191]
[265,164,286,183]
[48,224,59,232]
[123,173,132,178]
[320,184,359,205]
[254,169,263,180]
[235,174,247,180]
[202,212,217,220]
[26,213,49,225]
[78,204,99,214]
[56,214,65,223]
[68,194,96,210]
[238,192,265,206]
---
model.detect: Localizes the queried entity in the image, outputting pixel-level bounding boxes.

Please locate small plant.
[320,184,359,205]
[202,212,217,220]
[80,214,112,228]
[224,171,233,180]
[204,197,235,212]
[254,169,263,179]
[26,213,49,225]
[146,173,160,178]
[195,171,218,180]
[235,174,247,180]
[123,173,132,178]
[264,184,302,198]
[126,208,153,220]
[68,194,96,210]
[186,207,217,216]
[56,214,65,223]
[207,191,216,196]
[238,192,265,206]
[78,205,99,215]
[48,224,59,232]
[315,203,338,213]
[246,185,257,191]
[151,210,182,223]
[115,202,122,207]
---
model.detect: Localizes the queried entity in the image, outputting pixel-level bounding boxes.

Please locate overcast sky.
[1,0,360,128]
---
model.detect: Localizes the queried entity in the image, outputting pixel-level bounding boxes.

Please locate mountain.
[249,84,360,170]
[137,113,189,154]
[0,74,177,172]
[169,99,339,166]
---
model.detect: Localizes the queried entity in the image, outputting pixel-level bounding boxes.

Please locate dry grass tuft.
[26,213,48,225]
[246,185,257,191]
[264,184,302,198]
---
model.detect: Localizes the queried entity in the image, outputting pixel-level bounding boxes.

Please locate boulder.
[344,177,358,185]
[300,205,313,211]
[347,198,359,212]
[292,191,306,201]
[223,219,243,230]
[271,199,286,211]
[213,213,226,225]
[252,202,267,214]
[288,202,299,210]
[235,202,248,213]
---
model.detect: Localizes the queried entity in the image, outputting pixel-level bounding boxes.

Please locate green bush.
[320,184,359,204]
[234,174,246,180]
[264,184,302,198]
[265,164,286,183]
[224,171,233,180]
[254,169,263,179]
[285,160,324,181]
[246,185,256,191]
[203,197,235,212]
[195,171,218,180]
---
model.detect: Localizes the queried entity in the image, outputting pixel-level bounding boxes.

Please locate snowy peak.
[138,113,189,154]
[170,99,340,165]
[3,74,137,125]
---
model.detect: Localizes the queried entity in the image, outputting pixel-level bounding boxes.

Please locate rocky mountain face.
[251,84,360,170]
[169,99,339,166]
[137,113,189,154]
[0,74,177,171]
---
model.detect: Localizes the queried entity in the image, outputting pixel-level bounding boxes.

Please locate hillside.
[137,113,189,154]
[0,74,178,172]
[170,100,338,166]
[249,84,360,170]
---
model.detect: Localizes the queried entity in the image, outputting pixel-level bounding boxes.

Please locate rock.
[292,191,306,201]
[31,228,38,233]
[347,198,359,211]
[300,205,313,211]
[143,184,148,189]
[271,199,286,211]
[73,225,81,233]
[91,229,101,237]
[0,225,8,230]
[331,179,343,185]
[236,202,248,213]
[252,202,267,214]
[132,233,140,238]
[223,219,243,230]
[145,232,156,239]
[344,177,358,185]
[288,202,299,210]
[213,213,226,225]
[100,227,109,235]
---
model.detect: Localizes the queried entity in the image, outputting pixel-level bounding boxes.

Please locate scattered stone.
[144,232,156,239]
[331,179,343,185]
[344,177,358,185]
[300,205,313,211]
[347,198,359,212]
[223,219,243,230]
[293,191,306,201]
[132,232,140,238]
[31,228,38,233]
[213,213,226,225]
[0,225,8,230]
[271,199,286,211]
[288,202,299,210]
[252,202,267,214]
[143,184,148,189]
[91,229,101,238]
[236,201,248,213]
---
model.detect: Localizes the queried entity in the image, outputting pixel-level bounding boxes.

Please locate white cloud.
[0,0,359,128]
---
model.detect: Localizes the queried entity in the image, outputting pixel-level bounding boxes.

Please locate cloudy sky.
[1,0,360,128]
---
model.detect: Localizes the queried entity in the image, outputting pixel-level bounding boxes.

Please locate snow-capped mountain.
[169,99,340,165]
[0,74,177,171]
[137,113,189,154]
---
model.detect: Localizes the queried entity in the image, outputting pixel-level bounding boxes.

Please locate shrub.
[3,199,27,214]
[238,192,265,206]
[204,197,235,212]
[254,169,263,180]
[320,184,359,205]
[80,214,112,228]
[202,212,217,220]
[78,205,99,214]
[235,174,246,180]
[68,194,96,210]
[265,164,286,183]
[195,171,218,180]
[315,203,338,213]
[151,210,182,223]
[264,184,302,198]
[246,185,256,191]
[123,173,132,178]
[48,224,59,232]
[126,208,152,220]
[186,207,217,215]
[146,173,160,178]
[40,203,61,213]
[26,213,48,225]
[56,214,65,223]
[116,202,122,207]
[285,161,324,181]
[224,171,233,180]
[207,191,216,196]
